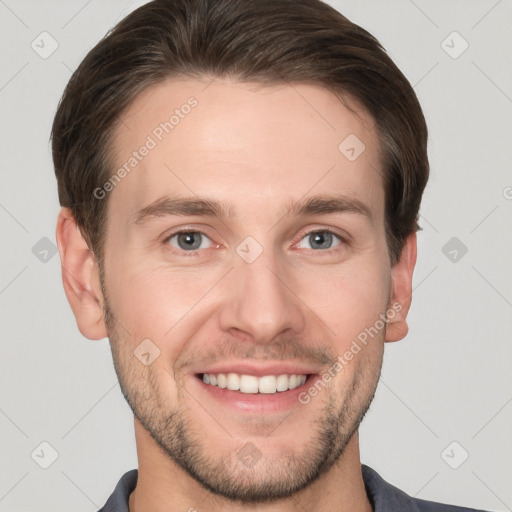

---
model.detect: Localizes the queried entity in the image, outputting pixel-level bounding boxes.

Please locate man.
[52,0,488,510]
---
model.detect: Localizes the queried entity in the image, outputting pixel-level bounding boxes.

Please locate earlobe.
[385,232,417,343]
[55,208,108,340]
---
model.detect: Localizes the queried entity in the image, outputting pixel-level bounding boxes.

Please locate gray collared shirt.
[97,464,488,511]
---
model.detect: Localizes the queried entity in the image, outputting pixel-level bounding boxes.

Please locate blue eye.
[166,231,213,251]
[296,230,343,250]
[163,228,345,256]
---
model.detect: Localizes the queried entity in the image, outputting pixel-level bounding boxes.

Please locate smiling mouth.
[196,372,312,394]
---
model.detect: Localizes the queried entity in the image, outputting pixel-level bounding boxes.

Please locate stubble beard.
[101,281,383,504]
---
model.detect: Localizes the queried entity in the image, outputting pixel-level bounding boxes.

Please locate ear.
[385,232,417,343]
[55,207,108,340]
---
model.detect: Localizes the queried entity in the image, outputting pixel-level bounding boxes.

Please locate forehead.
[107,76,384,226]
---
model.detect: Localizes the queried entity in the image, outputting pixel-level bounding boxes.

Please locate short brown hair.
[52,0,429,266]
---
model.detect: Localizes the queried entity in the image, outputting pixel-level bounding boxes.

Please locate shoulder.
[97,469,138,512]
[361,464,489,512]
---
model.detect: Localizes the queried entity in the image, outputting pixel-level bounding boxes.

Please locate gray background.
[0,0,511,510]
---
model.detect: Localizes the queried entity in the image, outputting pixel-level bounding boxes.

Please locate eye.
[165,230,214,252]
[296,230,344,251]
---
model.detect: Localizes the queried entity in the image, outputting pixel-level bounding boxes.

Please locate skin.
[56,77,416,511]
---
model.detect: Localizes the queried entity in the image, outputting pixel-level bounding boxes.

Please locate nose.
[218,249,305,345]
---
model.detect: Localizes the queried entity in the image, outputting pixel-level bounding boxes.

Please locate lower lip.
[190,374,319,413]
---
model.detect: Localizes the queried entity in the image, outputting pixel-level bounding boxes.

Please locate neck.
[128,418,372,512]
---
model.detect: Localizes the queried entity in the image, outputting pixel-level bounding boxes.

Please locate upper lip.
[192,361,322,377]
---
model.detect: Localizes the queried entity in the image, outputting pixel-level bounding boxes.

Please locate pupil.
[311,232,331,249]
[179,232,201,250]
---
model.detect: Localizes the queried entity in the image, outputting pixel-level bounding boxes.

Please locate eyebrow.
[133,194,373,225]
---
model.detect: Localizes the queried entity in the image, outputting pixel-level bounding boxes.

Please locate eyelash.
[162,228,348,257]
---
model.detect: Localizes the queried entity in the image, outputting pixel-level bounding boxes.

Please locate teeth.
[201,372,307,394]
[240,375,259,393]
[259,375,277,394]
[227,373,240,391]
[217,373,227,388]
[276,374,289,392]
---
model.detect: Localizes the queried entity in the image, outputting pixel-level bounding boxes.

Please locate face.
[97,77,397,502]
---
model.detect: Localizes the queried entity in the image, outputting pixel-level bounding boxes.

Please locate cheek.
[298,258,391,344]
[103,259,218,349]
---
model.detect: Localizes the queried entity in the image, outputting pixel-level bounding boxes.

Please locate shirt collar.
[99,464,417,512]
